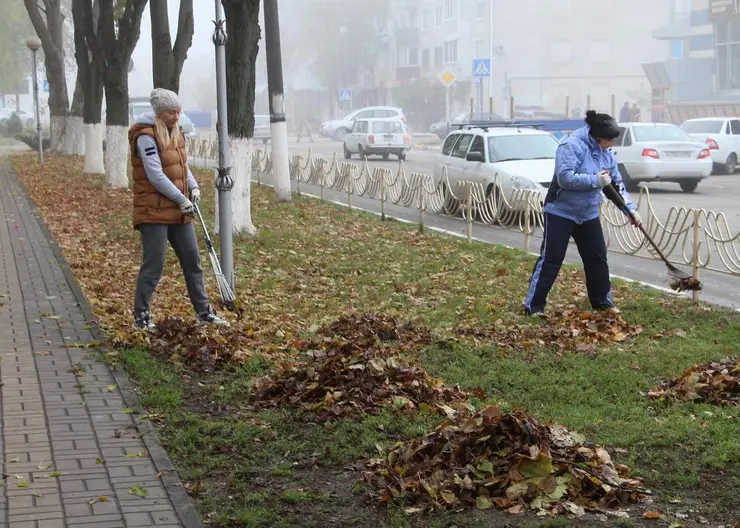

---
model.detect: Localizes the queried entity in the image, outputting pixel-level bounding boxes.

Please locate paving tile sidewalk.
[0,158,202,527]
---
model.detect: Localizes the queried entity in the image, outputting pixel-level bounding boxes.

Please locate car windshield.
[632,126,692,142]
[131,103,153,117]
[179,115,194,132]
[372,121,404,133]
[680,120,724,134]
[487,134,558,162]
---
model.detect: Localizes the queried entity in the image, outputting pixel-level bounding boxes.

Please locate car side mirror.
[466,151,484,162]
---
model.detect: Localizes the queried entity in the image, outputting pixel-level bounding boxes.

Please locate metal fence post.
[524,198,531,253]
[466,184,473,243]
[418,184,424,232]
[692,209,701,304]
[380,172,386,221]
[347,171,353,210]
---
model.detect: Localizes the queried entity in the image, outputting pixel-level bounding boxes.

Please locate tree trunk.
[25,0,70,153]
[64,73,86,156]
[150,0,194,93]
[220,0,261,236]
[104,76,130,188]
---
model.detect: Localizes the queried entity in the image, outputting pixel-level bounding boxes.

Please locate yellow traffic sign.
[440,70,456,87]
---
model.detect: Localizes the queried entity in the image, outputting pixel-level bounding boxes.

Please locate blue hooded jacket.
[544,125,636,224]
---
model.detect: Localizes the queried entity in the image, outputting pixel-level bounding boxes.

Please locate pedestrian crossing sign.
[338,89,352,102]
[472,58,491,77]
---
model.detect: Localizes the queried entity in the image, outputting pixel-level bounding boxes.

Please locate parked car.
[433,125,559,209]
[680,117,740,174]
[178,113,199,141]
[613,122,711,193]
[255,114,271,144]
[0,109,35,128]
[343,117,409,161]
[429,112,505,140]
[320,106,406,141]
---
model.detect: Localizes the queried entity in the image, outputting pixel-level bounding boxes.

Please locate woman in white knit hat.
[127,88,228,329]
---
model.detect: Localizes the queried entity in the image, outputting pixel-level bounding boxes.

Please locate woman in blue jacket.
[524,110,642,316]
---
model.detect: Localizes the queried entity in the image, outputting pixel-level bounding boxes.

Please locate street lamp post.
[212,0,235,289]
[26,36,43,166]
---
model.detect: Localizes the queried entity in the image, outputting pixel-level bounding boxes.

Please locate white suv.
[343,118,409,161]
[320,106,406,141]
[680,117,740,174]
[433,125,559,209]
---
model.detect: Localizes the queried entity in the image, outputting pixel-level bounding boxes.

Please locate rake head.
[666,263,702,292]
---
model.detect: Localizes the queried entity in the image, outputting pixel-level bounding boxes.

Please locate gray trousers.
[134,223,209,316]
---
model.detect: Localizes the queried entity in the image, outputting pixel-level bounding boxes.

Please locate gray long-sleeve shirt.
[134,112,198,206]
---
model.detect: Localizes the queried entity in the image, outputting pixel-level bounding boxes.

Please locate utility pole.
[263,0,292,202]
[212,0,234,288]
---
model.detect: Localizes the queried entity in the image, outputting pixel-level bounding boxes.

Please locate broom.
[602,183,701,293]
[193,202,236,304]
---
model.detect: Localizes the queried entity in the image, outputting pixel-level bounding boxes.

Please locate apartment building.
[378,0,673,117]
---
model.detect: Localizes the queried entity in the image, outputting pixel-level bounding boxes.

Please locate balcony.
[395,66,421,81]
[395,27,420,47]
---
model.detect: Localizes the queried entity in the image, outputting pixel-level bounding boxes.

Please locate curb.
[7,161,205,528]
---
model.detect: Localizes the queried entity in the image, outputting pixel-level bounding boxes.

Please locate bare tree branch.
[172,0,194,64]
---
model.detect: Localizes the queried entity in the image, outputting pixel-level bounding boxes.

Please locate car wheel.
[343,143,351,159]
[441,182,460,214]
[382,153,390,161]
[619,164,639,192]
[680,180,699,193]
[397,152,406,161]
[358,144,366,159]
[724,153,737,175]
[333,128,349,141]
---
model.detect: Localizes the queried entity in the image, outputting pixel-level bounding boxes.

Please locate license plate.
[665,151,691,158]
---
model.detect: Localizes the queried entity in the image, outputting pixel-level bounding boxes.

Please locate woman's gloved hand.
[180,198,195,216]
[629,210,642,227]
[190,188,201,206]
[597,170,612,188]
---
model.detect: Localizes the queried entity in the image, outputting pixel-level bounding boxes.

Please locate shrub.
[15,133,50,151]
[7,113,24,135]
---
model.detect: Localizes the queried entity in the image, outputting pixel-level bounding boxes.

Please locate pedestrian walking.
[619,101,631,122]
[630,103,641,122]
[523,110,642,316]
[128,88,228,329]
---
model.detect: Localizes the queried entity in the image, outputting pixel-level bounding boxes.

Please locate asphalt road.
[190,140,740,310]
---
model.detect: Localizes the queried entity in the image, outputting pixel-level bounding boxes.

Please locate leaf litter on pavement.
[364,405,651,516]
[457,304,644,358]
[648,357,739,406]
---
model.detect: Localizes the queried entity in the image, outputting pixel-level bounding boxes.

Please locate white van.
[343,118,409,161]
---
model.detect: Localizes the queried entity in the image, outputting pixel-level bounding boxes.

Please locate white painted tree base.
[63,116,85,156]
[105,125,129,188]
[213,136,257,236]
[270,120,292,202]
[83,123,105,174]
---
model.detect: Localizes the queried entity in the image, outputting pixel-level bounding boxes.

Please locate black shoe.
[134,310,155,330]
[197,306,229,326]
[524,308,546,318]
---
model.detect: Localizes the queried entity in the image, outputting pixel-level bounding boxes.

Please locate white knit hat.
[150,88,181,114]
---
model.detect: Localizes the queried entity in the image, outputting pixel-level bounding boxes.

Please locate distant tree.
[0,2,33,109]
[150,0,194,93]
[80,0,147,188]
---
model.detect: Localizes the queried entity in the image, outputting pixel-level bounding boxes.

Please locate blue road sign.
[338,89,352,102]
[472,58,491,77]
[42,79,49,92]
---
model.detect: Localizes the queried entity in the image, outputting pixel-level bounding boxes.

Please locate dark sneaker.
[134,310,155,330]
[198,306,229,327]
[524,308,546,318]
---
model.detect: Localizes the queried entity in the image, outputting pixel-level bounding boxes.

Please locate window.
[731,119,740,135]
[422,48,431,71]
[422,9,431,30]
[631,125,692,142]
[372,121,404,134]
[445,0,458,20]
[372,109,395,118]
[476,0,485,18]
[434,46,443,68]
[442,133,461,155]
[451,133,473,158]
[408,47,419,66]
[714,18,740,90]
[354,110,374,120]
[436,6,443,26]
[444,40,458,63]
[615,127,627,146]
[487,135,559,162]
[549,41,571,63]
[469,135,485,158]
[590,40,611,62]
[680,120,724,134]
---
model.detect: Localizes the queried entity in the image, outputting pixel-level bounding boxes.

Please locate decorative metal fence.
[187,138,740,302]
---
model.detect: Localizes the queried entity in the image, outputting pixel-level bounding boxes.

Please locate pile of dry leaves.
[251,313,467,419]
[458,305,644,357]
[648,357,739,406]
[364,406,650,516]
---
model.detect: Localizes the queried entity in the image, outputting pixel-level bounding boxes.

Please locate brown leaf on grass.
[251,313,465,419]
[363,406,650,514]
[648,357,738,406]
[456,304,644,358]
